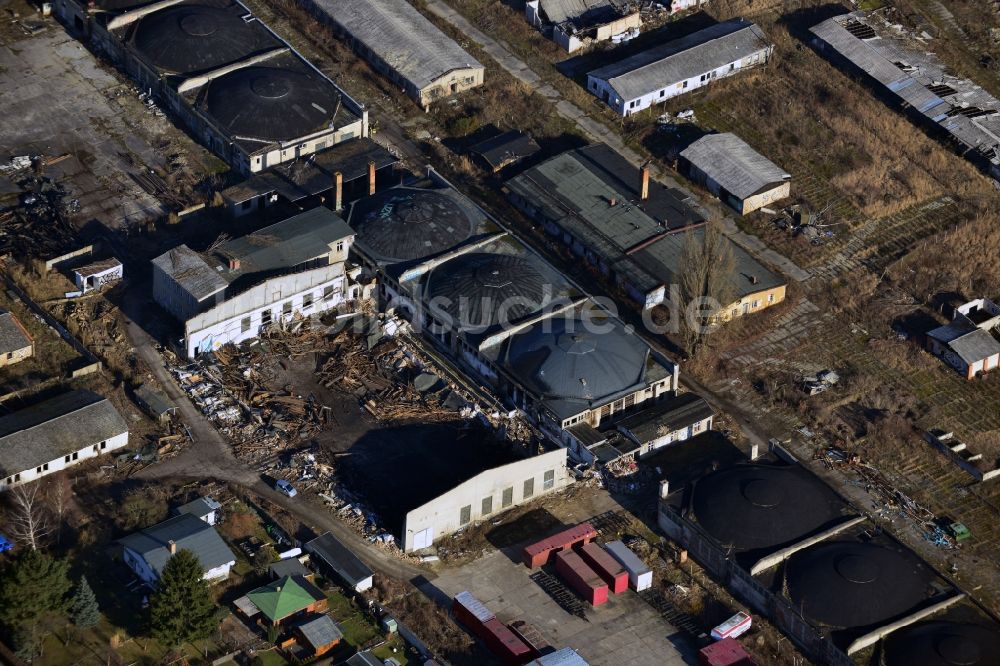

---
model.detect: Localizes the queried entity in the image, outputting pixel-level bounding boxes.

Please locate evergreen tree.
[70,576,101,630]
[148,549,217,647]
[0,550,71,632]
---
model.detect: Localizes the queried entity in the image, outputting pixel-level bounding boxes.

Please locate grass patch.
[326,590,380,648]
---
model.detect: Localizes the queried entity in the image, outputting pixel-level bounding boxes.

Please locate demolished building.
[810,11,1000,181]
[152,207,363,357]
[525,0,641,53]
[52,0,368,174]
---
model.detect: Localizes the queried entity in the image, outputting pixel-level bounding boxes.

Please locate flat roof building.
[0,390,129,490]
[52,0,368,174]
[300,0,484,109]
[679,133,790,215]
[587,19,771,116]
[152,207,361,357]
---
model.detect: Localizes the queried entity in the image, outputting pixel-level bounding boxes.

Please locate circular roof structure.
[425,253,545,329]
[885,621,1000,666]
[132,5,271,74]
[204,66,341,141]
[785,541,930,628]
[691,465,843,552]
[351,189,477,262]
[505,316,647,402]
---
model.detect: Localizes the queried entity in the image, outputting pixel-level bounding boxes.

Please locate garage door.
[413,528,433,550]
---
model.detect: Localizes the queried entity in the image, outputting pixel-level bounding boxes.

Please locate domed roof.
[505,316,648,402]
[785,542,930,628]
[692,465,844,552]
[132,5,277,74]
[425,253,545,329]
[885,621,1000,666]
[203,65,342,141]
[351,189,477,262]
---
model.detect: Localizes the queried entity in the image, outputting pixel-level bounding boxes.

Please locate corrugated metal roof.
[538,0,615,27]
[532,647,591,665]
[680,133,789,200]
[295,614,343,648]
[0,390,128,477]
[616,392,713,443]
[454,591,495,623]
[118,513,236,580]
[152,244,228,302]
[589,19,770,101]
[134,384,175,417]
[219,207,353,273]
[0,311,32,356]
[928,322,1000,364]
[307,0,482,91]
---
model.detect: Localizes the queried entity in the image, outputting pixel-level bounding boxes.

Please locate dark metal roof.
[175,496,220,519]
[469,130,541,171]
[199,55,347,142]
[349,186,480,263]
[785,541,934,628]
[691,464,847,553]
[616,392,713,443]
[424,252,546,329]
[130,1,282,75]
[118,513,236,579]
[927,320,1000,364]
[134,384,176,417]
[304,531,373,587]
[503,315,648,404]
[269,558,310,579]
[0,311,32,356]
[218,206,353,273]
[885,620,1000,666]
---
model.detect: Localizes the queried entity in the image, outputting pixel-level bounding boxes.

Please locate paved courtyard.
[430,549,695,666]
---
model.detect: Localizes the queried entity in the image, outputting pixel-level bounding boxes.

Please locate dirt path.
[121,284,427,582]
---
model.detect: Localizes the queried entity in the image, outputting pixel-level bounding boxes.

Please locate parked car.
[275,479,297,497]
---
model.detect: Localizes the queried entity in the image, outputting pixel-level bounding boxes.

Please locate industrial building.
[587,18,772,116]
[506,144,786,316]
[678,133,790,215]
[524,0,641,53]
[0,390,129,490]
[614,392,713,457]
[52,0,368,174]
[810,11,1000,181]
[0,310,33,368]
[299,0,484,109]
[152,207,363,358]
[401,447,570,551]
[346,169,680,455]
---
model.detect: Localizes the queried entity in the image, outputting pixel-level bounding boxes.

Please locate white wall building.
[402,448,571,551]
[0,390,129,490]
[119,514,237,587]
[152,207,360,358]
[587,18,772,117]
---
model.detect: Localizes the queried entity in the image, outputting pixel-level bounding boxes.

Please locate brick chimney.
[640,163,650,201]
[228,257,240,271]
[333,171,343,212]
[368,160,376,196]
[168,540,176,555]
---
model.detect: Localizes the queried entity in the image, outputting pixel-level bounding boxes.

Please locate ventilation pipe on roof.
[640,163,650,201]
[333,171,343,212]
[749,275,758,285]
[368,161,376,196]
[659,480,669,498]
[168,540,177,554]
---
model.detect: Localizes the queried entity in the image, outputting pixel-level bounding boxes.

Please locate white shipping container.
[603,540,653,591]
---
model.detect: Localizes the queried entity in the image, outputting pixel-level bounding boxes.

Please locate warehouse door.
[413,528,433,550]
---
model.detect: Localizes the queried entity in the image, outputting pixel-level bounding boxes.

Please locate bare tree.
[678,220,736,352]
[9,483,51,551]
[47,476,71,546]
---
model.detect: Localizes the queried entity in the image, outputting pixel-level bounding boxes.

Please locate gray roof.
[119,513,236,580]
[588,19,770,101]
[680,133,790,200]
[175,496,221,519]
[928,321,1000,364]
[304,532,373,587]
[616,392,713,443]
[134,384,175,417]
[295,614,343,648]
[539,0,616,26]
[345,651,383,666]
[306,0,482,91]
[73,257,123,278]
[152,245,228,302]
[269,557,310,578]
[469,130,541,171]
[532,647,591,666]
[0,390,128,477]
[0,311,32,355]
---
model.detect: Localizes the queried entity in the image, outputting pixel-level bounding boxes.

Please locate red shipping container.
[554,549,609,606]
[577,542,628,594]
[699,638,753,666]
[452,591,495,639]
[481,617,533,665]
[522,522,597,568]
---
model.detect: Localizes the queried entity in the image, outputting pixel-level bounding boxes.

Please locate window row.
[458,470,557,526]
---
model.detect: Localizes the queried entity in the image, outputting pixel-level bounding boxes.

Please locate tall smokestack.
[333,171,343,212]
[368,160,376,196]
[640,164,650,201]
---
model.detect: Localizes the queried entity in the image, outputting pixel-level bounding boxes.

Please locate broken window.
[543,470,555,491]
[283,301,292,316]
[261,310,272,326]
[502,487,513,508]
[523,478,534,499]
[303,293,313,309]
[459,505,471,525]
[482,496,493,516]
[323,285,335,301]
[241,316,251,333]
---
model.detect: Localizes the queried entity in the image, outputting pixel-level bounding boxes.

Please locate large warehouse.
[345,171,679,457]
[300,0,484,109]
[53,0,368,174]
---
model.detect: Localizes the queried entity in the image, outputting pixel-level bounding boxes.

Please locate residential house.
[587,19,772,116]
[174,496,222,526]
[119,513,237,586]
[234,575,328,627]
[927,298,1000,379]
[152,207,361,358]
[0,310,33,368]
[678,133,791,214]
[0,390,128,490]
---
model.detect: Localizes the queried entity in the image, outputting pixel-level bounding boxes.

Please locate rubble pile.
[0,172,79,258]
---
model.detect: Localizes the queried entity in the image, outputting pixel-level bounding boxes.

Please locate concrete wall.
[0,344,33,368]
[401,448,570,551]
[418,67,485,108]
[740,181,791,215]
[1,430,129,490]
